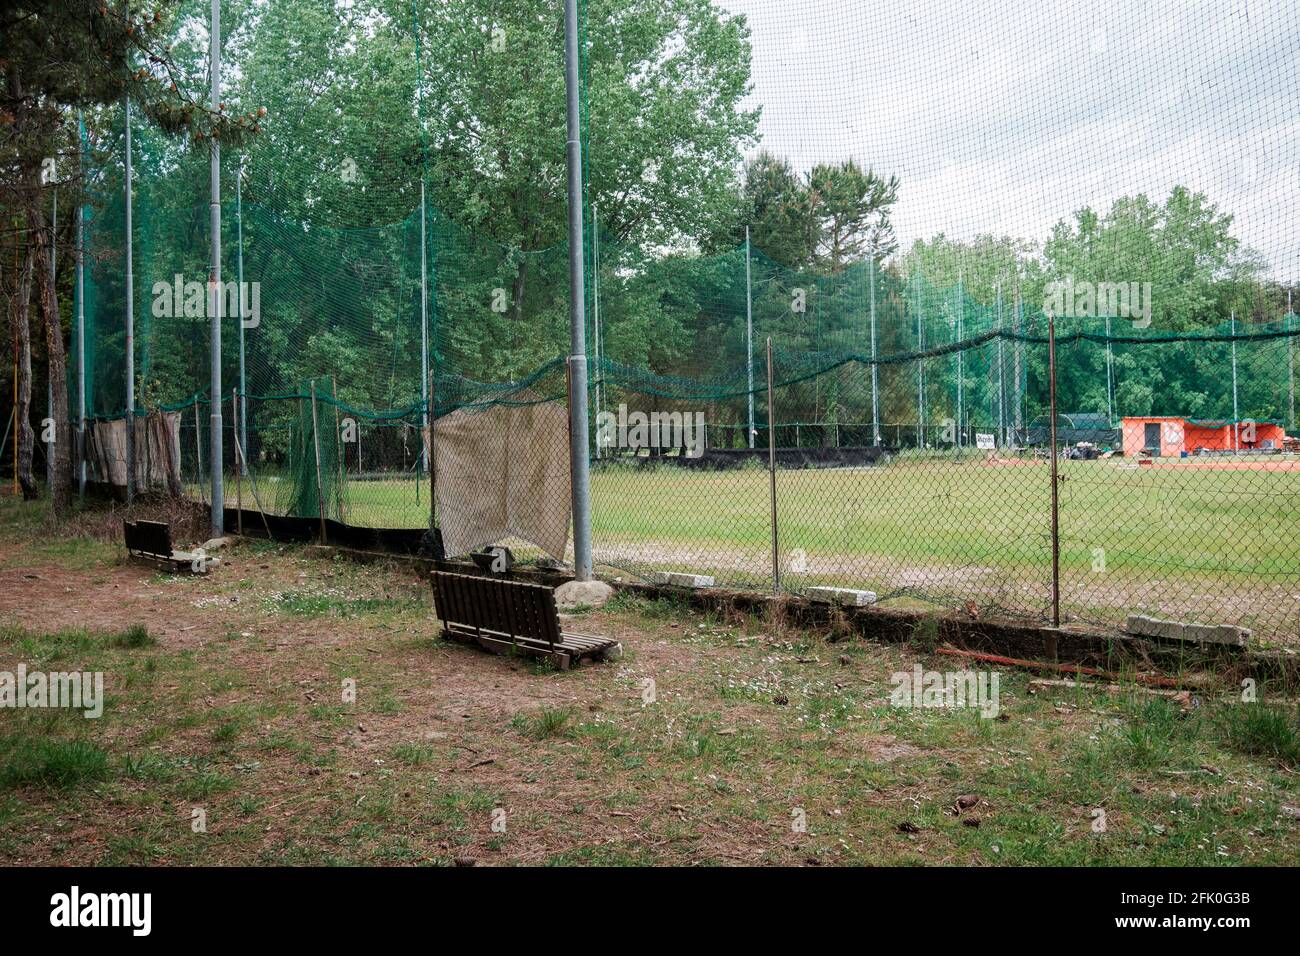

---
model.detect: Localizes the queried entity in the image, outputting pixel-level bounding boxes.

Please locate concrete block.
[1125,614,1185,640]
[648,571,715,588]
[1183,622,1250,647]
[1125,614,1249,648]
[806,586,877,607]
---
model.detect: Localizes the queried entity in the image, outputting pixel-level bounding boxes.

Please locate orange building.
[1121,416,1287,456]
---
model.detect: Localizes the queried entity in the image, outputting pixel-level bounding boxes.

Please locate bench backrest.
[124,520,174,558]
[430,570,560,649]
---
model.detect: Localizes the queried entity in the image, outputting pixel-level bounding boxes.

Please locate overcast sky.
[721,0,1299,280]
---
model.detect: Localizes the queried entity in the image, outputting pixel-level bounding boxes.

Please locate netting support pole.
[914,270,924,449]
[237,156,247,476]
[746,226,754,449]
[194,402,203,497]
[419,179,429,473]
[310,382,326,543]
[47,190,55,493]
[996,283,1005,447]
[207,0,224,538]
[76,110,86,498]
[1230,310,1239,452]
[1047,312,1060,645]
[428,368,437,533]
[767,337,779,597]
[232,387,242,536]
[593,203,601,459]
[1288,289,1295,431]
[870,256,879,446]
[1104,315,1114,427]
[955,271,963,449]
[331,377,344,521]
[563,0,593,581]
[123,36,135,506]
[1014,289,1024,440]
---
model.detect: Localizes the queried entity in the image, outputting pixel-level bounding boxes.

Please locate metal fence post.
[232,388,242,536]
[310,381,326,543]
[1047,312,1061,657]
[767,337,779,597]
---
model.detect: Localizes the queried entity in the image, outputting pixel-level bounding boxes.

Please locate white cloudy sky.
[720,0,1299,279]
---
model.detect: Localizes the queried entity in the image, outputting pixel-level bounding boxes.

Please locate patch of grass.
[0,737,110,790]
[1219,702,1300,765]
[181,767,236,800]
[119,752,175,782]
[0,622,153,658]
[210,720,242,745]
[105,624,154,648]
[1111,697,1202,769]
[512,707,574,741]
[266,589,419,619]
[391,742,438,766]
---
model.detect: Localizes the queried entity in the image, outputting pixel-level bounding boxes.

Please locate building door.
[1144,422,1161,454]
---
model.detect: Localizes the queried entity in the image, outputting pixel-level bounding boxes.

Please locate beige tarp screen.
[86,412,183,491]
[425,396,571,561]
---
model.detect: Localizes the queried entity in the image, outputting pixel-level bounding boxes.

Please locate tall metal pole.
[208,0,224,536]
[419,179,429,473]
[1105,314,1115,427]
[123,16,135,504]
[76,111,86,497]
[563,0,593,581]
[746,226,754,449]
[870,257,880,446]
[47,190,55,492]
[1014,290,1024,440]
[955,271,963,448]
[996,283,1005,447]
[309,381,326,543]
[1230,310,1239,451]
[915,270,924,448]
[767,337,779,596]
[592,202,601,459]
[1287,288,1294,431]
[236,156,247,475]
[1048,312,1060,636]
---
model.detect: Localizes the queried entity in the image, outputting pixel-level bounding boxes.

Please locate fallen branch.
[935,646,1185,688]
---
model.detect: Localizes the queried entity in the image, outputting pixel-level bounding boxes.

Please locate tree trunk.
[32,198,71,513]
[511,256,528,325]
[12,238,37,500]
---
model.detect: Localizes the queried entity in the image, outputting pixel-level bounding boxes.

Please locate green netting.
[271,377,350,522]
[53,0,1300,643]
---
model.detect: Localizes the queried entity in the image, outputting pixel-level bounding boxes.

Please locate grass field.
[1,497,1297,866]
[223,453,1300,642]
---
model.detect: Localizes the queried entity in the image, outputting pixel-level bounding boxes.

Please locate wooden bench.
[430,570,620,670]
[123,520,215,574]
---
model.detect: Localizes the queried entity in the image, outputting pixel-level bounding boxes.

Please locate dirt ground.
[0,498,1297,866]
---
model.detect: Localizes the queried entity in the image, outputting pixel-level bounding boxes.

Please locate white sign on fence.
[976,433,996,450]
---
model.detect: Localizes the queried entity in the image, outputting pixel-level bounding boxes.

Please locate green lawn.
[217,454,1300,640]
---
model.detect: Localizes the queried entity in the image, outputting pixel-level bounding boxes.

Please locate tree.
[807,159,898,270]
[1,0,256,514]
[722,153,898,273]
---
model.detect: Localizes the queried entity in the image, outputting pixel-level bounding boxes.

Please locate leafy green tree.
[1,0,253,511]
